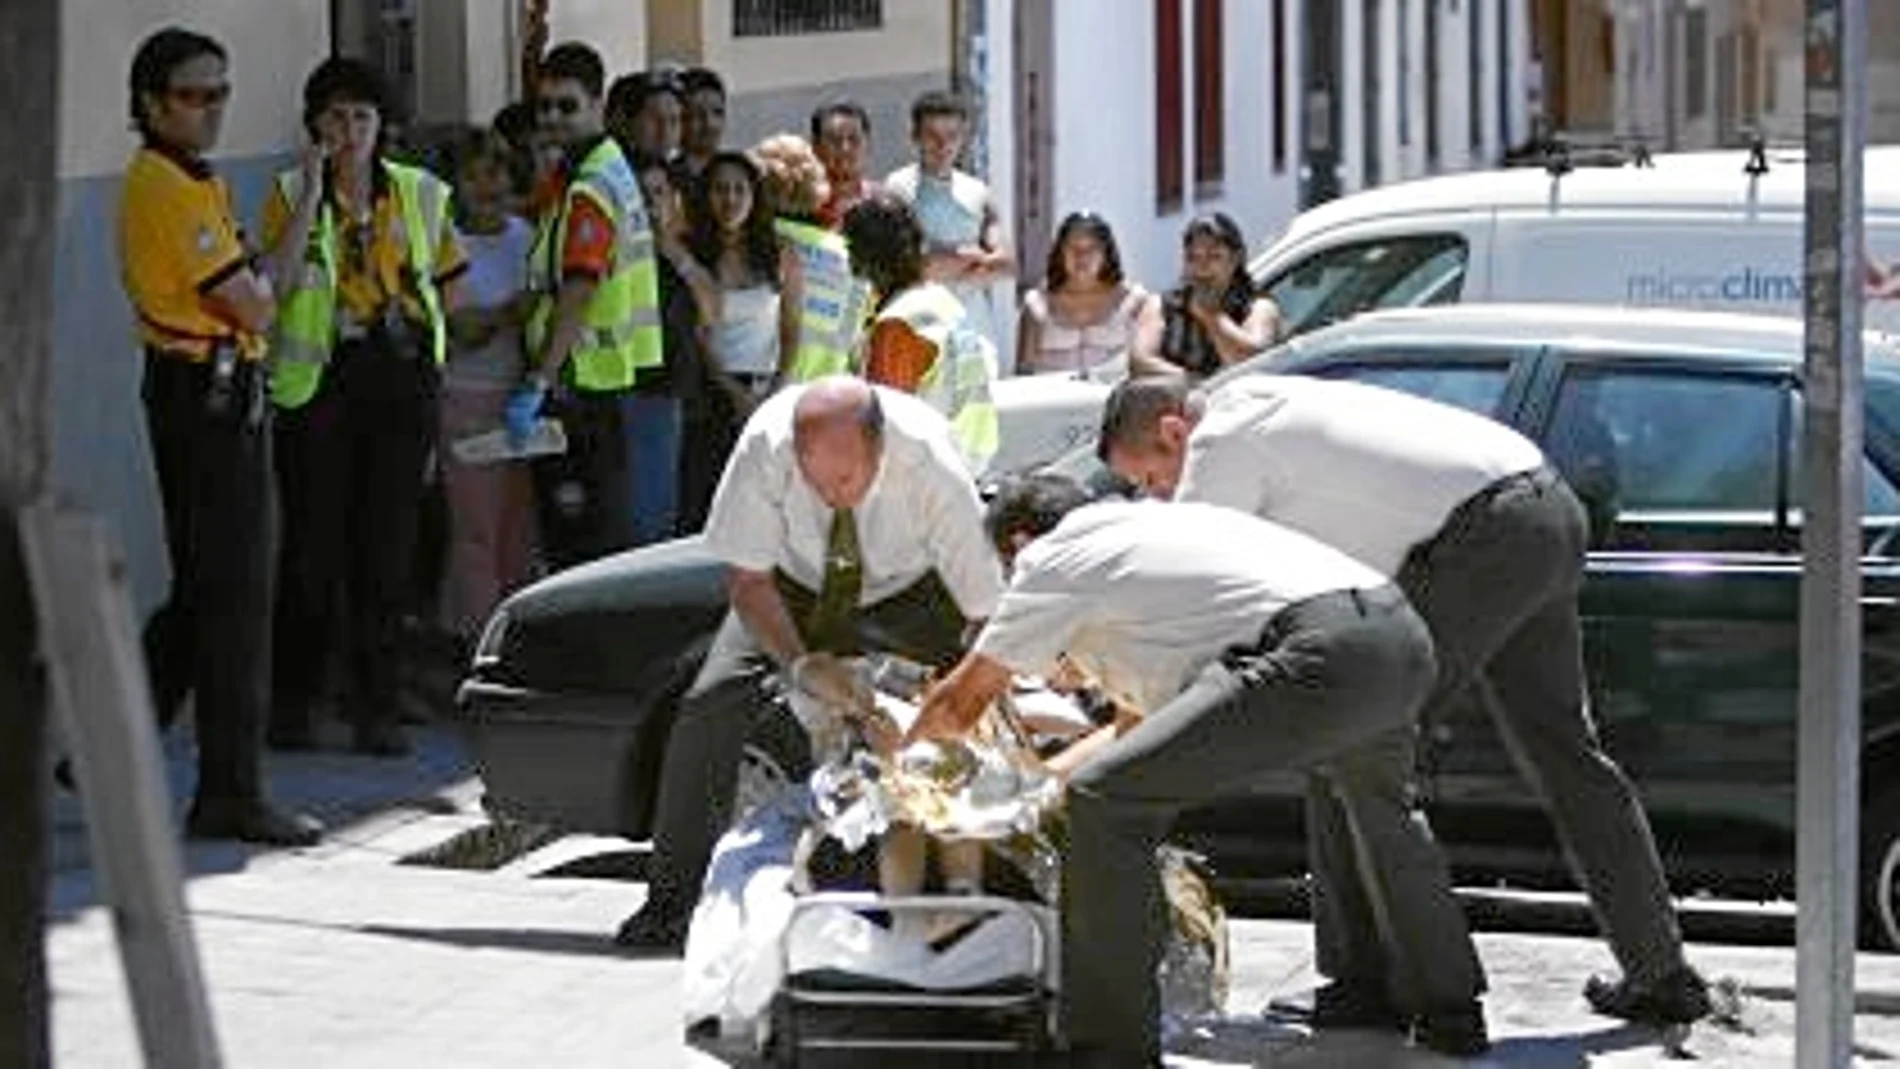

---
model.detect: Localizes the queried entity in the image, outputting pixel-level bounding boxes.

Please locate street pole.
[1797,1,1866,1065]
[0,0,57,1065]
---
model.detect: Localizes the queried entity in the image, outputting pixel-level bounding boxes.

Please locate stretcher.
[680,659,1227,1065]
[768,892,1058,1063]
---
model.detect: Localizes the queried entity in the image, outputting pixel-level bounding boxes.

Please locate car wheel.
[1864,787,1900,952]
[733,705,813,821]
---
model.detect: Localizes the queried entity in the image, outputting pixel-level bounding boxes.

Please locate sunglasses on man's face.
[167,83,232,109]
[537,96,584,117]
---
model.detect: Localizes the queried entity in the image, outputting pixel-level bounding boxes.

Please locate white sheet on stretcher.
[679,786,1054,1041]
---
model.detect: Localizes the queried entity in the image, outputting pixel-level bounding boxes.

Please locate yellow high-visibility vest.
[525,137,663,392]
[776,217,872,381]
[876,282,999,472]
[268,159,449,409]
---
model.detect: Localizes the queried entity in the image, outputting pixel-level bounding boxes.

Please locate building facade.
[1542,0,1900,149]
[991,0,1539,302]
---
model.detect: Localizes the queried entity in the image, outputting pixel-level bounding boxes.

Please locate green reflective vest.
[269,159,449,409]
[775,217,872,382]
[526,138,662,392]
[876,282,1000,472]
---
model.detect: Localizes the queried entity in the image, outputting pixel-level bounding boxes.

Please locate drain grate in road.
[397,820,564,871]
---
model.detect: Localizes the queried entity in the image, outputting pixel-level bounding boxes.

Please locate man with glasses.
[117,27,319,843]
[512,43,666,563]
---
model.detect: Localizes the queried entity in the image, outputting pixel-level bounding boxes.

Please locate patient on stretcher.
[786,652,1087,919]
[680,653,1229,1048]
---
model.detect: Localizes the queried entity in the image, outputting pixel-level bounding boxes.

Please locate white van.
[1249,145,1900,338]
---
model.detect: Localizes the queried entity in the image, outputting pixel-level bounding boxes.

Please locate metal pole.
[1797,1,1865,1065]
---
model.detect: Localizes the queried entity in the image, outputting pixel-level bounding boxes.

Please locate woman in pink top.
[1015,212,1165,382]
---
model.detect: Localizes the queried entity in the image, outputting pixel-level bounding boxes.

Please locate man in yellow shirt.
[118,27,320,845]
[260,58,466,756]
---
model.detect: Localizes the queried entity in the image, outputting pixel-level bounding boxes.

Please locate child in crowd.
[438,129,537,649]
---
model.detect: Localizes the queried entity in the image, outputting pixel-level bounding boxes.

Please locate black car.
[458,304,1900,949]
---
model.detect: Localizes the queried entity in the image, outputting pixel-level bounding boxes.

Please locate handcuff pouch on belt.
[203,342,266,428]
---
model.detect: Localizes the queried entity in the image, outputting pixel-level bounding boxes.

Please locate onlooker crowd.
[112,27,1291,837]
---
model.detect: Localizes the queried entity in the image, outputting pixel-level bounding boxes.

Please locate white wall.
[463,1,519,126]
[1341,0,1365,192]
[1048,0,1162,285]
[60,0,331,178]
[1438,0,1474,172]
[1264,0,1305,241]
[1048,0,1296,292]
[705,3,951,94]
[546,0,646,81]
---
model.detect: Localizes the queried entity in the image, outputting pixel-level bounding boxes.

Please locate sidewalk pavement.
[44,724,1900,1067]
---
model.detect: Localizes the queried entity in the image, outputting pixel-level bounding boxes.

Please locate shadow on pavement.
[47,721,479,921]
[351,922,631,959]
[1483,1022,1659,1066]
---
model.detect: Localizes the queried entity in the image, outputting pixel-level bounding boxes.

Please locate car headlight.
[472,607,511,667]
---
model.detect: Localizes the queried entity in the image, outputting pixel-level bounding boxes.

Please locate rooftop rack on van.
[1502,130,1655,176]
[1505,128,1804,178]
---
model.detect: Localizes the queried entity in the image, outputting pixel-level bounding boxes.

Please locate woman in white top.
[690,150,787,407]
[438,129,536,645]
[1015,212,1157,382]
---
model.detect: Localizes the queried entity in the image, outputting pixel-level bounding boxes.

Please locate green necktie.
[808,506,864,652]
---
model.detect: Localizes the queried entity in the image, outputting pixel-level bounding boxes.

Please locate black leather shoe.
[1310,980,1407,1032]
[1584,965,1711,1026]
[1413,1001,1491,1057]
[613,906,686,953]
[350,721,412,758]
[186,798,323,847]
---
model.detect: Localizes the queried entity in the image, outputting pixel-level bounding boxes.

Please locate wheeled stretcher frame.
[767,891,1060,1065]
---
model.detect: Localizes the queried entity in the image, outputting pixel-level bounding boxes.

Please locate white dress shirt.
[702,384,1004,618]
[1175,375,1546,576]
[972,500,1385,714]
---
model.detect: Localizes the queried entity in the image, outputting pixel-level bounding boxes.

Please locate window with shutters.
[733,0,882,38]
[1156,0,1185,213]
[1193,0,1225,196]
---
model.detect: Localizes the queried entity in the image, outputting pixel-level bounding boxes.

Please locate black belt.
[1423,465,1559,550]
[144,344,269,426]
[1255,584,1408,650]
[1452,466,1559,523]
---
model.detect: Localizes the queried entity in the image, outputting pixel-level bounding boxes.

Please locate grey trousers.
[1063,586,1480,1059]
[639,571,966,921]
[1316,467,1683,990]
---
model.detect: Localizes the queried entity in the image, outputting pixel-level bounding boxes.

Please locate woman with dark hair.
[1132,212,1281,378]
[261,56,467,757]
[689,150,788,403]
[1015,212,1158,382]
[676,149,789,527]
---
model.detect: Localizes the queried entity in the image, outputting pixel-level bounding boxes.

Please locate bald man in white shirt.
[1099,374,1710,1032]
[615,377,1004,950]
[908,475,1488,1064]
